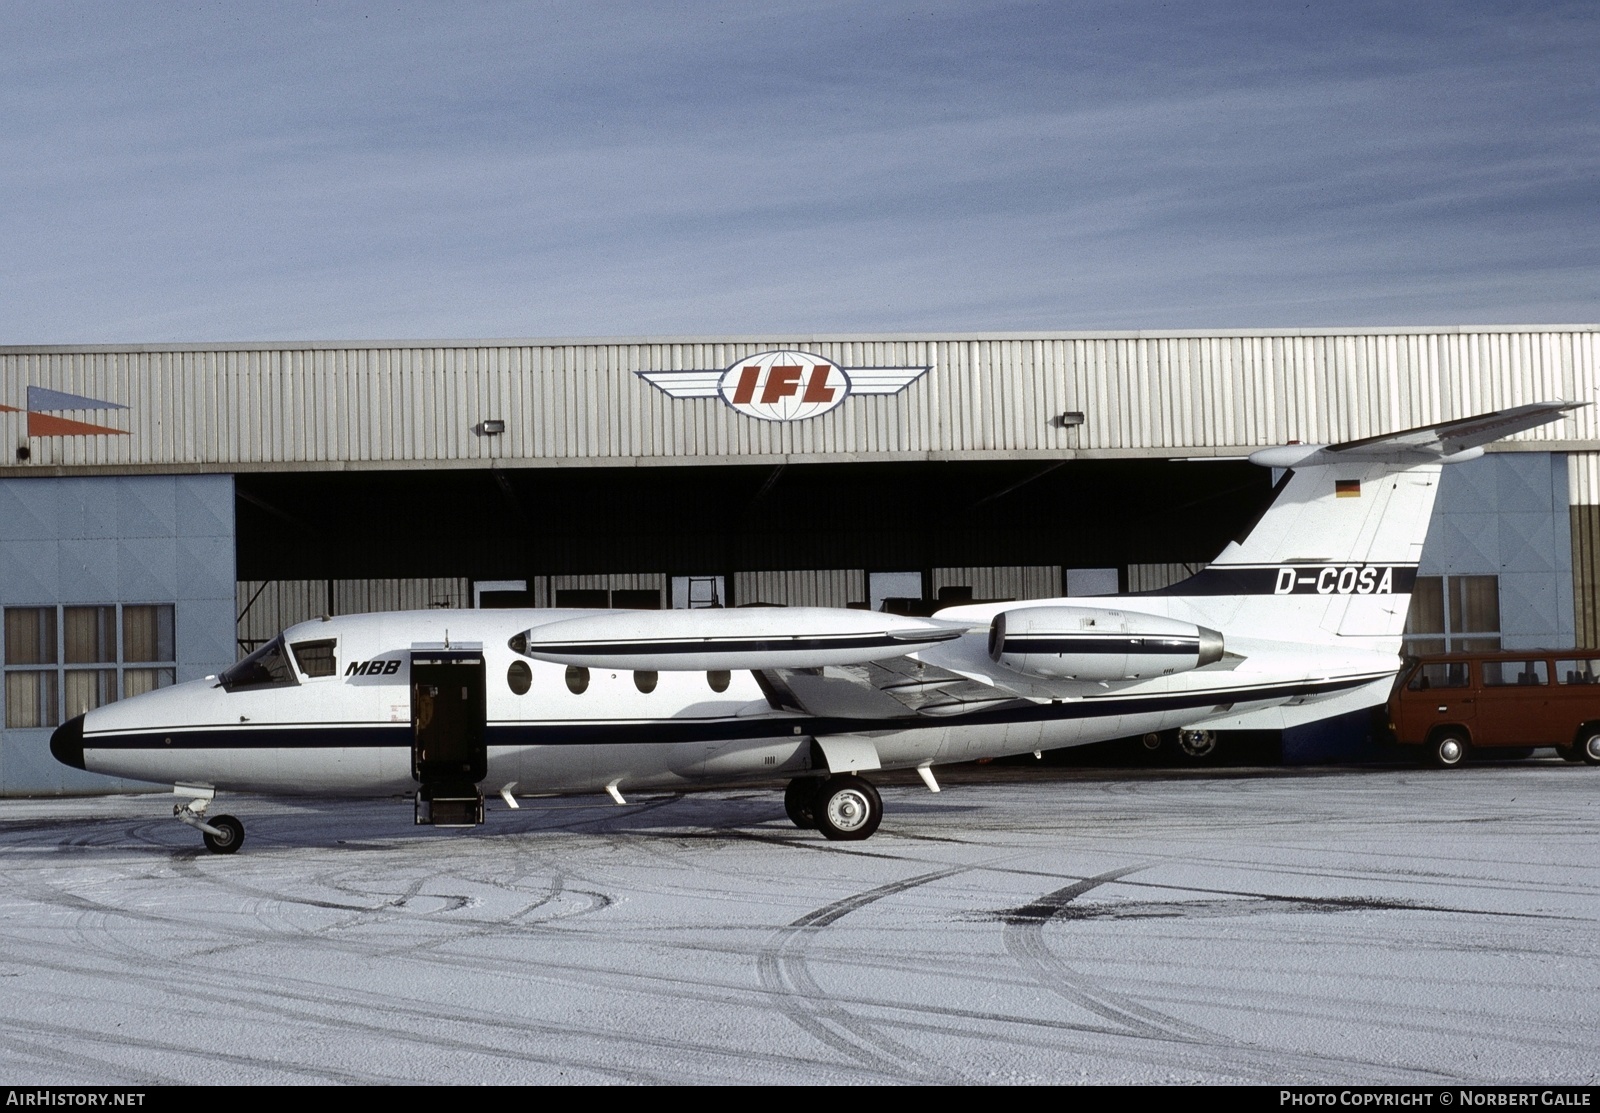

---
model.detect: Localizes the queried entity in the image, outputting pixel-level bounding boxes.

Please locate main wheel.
[813,776,882,842]
[1177,729,1217,759]
[1429,731,1469,769]
[1580,731,1600,766]
[784,778,820,829]
[203,814,245,854]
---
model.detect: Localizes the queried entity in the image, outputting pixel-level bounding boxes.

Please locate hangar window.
[565,666,590,695]
[291,639,338,678]
[634,670,658,694]
[123,605,176,697]
[220,635,298,692]
[507,661,532,695]
[4,608,59,729]
[707,670,731,693]
[1404,575,1500,655]
[4,604,178,727]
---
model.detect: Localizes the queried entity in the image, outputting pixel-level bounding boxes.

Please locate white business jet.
[51,403,1577,852]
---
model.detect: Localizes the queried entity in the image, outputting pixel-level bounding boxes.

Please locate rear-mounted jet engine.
[989,606,1224,682]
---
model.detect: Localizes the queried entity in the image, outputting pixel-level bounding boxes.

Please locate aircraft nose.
[50,714,86,770]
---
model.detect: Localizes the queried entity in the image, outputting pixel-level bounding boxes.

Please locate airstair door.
[410,645,487,826]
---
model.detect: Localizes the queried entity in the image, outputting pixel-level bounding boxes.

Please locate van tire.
[1429,730,1469,769]
[1579,731,1600,766]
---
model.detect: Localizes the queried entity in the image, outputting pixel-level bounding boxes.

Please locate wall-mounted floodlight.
[1054,411,1085,429]
[474,419,506,436]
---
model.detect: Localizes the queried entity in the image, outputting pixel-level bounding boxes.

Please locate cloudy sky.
[3,1,1596,343]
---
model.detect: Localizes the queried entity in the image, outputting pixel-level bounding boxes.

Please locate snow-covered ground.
[0,762,1595,1085]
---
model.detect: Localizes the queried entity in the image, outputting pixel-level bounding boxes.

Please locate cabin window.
[291,639,338,678]
[634,670,658,694]
[707,670,731,693]
[565,666,590,694]
[507,661,532,695]
[219,636,298,692]
[4,604,177,727]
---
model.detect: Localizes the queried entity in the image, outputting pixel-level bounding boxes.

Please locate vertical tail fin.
[1152,402,1580,646]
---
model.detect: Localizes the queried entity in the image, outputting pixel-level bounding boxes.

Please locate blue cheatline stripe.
[78,673,1387,752]
[1141,564,1418,597]
[1002,637,1198,655]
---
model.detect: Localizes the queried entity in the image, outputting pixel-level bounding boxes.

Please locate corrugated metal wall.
[1568,452,1600,646]
[535,574,665,607]
[930,566,1061,600]
[734,570,863,608]
[1126,563,1205,593]
[5,329,1594,472]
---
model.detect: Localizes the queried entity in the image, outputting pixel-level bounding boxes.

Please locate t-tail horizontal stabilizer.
[1250,401,1582,469]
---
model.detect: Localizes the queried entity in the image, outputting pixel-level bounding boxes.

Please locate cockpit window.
[291,639,338,678]
[219,636,299,692]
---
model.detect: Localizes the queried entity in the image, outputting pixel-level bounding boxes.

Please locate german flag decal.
[1335,479,1361,498]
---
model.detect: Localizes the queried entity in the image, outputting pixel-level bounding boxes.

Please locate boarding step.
[414,782,485,827]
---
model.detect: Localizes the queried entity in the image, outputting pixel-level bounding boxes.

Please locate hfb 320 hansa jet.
[49,402,1578,852]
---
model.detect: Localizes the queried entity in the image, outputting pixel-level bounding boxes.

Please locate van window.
[1555,659,1600,685]
[1406,662,1470,690]
[1481,660,1548,687]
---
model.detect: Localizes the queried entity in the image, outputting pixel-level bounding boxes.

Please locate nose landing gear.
[174,786,245,854]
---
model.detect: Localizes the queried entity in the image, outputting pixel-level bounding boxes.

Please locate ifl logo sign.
[637,350,932,422]
[1,387,129,437]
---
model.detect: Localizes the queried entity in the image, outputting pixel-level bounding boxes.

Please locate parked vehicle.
[1388,650,1600,767]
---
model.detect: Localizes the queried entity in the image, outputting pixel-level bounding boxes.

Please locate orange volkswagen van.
[1388,650,1600,767]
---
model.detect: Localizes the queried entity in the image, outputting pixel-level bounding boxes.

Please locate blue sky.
[3,1,1596,342]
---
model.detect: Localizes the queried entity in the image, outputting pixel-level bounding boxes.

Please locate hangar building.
[3,326,1598,792]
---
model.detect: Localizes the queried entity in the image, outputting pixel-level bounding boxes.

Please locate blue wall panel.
[0,475,235,795]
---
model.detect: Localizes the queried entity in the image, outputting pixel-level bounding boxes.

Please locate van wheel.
[1580,731,1600,766]
[1429,731,1469,769]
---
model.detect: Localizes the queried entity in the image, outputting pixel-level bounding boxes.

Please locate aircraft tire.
[1428,730,1469,769]
[1176,729,1218,760]
[784,779,820,829]
[203,814,245,854]
[813,776,882,842]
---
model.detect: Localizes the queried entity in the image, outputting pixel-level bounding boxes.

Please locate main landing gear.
[784,775,883,841]
[174,786,245,854]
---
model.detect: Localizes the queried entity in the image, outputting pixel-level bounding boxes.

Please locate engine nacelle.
[989,606,1224,682]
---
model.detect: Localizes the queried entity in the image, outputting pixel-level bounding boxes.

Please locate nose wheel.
[202,814,245,854]
[173,786,246,854]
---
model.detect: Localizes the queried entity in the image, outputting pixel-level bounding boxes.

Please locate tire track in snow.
[757,866,970,1081]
